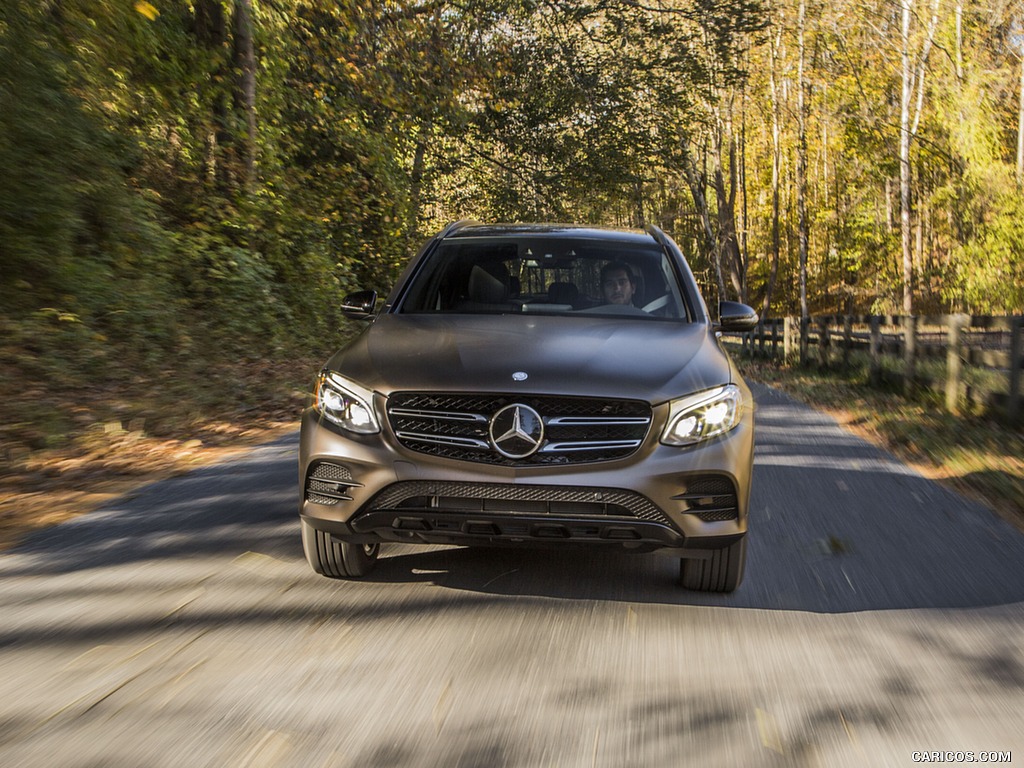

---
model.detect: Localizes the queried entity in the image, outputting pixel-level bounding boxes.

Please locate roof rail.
[644,224,669,248]
[438,219,480,238]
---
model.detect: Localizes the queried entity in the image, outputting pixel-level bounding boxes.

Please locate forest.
[2,0,1024,394]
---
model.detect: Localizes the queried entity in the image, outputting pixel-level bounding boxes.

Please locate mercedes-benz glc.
[299,222,758,591]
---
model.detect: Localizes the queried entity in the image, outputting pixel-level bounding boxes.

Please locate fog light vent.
[305,462,360,505]
[672,475,739,522]
[310,462,354,483]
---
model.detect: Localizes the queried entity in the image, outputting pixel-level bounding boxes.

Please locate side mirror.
[716,300,759,333]
[341,290,378,320]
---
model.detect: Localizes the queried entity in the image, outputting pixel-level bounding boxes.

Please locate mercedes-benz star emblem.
[489,404,544,459]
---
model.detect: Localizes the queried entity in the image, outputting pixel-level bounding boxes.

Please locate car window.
[397,237,691,320]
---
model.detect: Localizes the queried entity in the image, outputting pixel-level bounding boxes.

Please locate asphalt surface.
[1,383,1022,767]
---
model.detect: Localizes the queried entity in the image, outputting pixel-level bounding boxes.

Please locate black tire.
[301,520,380,578]
[679,537,746,593]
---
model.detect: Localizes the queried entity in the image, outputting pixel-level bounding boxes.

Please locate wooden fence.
[732,314,1024,421]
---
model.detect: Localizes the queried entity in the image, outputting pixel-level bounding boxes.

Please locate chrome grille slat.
[394,431,490,449]
[387,392,651,466]
[389,408,488,423]
[539,440,643,453]
[545,416,651,426]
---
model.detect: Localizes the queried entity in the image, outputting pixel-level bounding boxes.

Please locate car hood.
[326,314,733,404]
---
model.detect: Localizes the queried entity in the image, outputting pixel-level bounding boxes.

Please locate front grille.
[387,392,651,465]
[364,481,674,527]
[673,476,739,522]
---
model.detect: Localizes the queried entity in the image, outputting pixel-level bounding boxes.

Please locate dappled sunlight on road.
[1,386,1023,765]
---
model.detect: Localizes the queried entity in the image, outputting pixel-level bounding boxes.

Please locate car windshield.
[397,236,692,320]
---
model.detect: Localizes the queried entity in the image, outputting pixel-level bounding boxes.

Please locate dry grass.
[735,354,1024,531]
[0,356,319,550]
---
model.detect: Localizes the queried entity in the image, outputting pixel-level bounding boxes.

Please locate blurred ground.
[0,419,298,551]
[0,353,313,550]
[732,354,1024,533]
[1,383,1022,767]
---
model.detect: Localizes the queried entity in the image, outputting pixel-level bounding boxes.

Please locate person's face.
[603,269,634,305]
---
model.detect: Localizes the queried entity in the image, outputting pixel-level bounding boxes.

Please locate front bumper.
[299,398,753,554]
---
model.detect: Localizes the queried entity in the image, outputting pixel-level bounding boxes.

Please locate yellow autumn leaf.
[134,1,159,21]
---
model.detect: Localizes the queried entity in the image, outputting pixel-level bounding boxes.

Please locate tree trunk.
[680,138,727,300]
[711,111,746,303]
[232,0,257,190]
[955,1,964,82]
[1018,40,1024,185]
[900,0,941,314]
[739,82,750,304]
[762,19,782,319]
[633,180,646,229]
[797,0,809,320]
[900,0,914,315]
[407,119,432,248]
[193,0,228,187]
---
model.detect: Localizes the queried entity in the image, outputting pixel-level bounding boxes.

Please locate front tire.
[679,537,746,593]
[302,520,380,578]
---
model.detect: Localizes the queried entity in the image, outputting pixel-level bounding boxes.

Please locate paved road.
[1,383,1022,767]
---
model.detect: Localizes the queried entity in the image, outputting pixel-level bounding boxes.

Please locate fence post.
[784,317,793,362]
[843,316,853,369]
[869,316,882,385]
[945,314,967,414]
[818,318,830,369]
[1010,316,1023,424]
[800,316,809,366]
[773,318,780,358]
[903,315,918,396]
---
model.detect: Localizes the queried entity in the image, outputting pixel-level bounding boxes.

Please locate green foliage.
[4,0,1024,458]
[0,2,185,359]
[946,169,1024,313]
[1,4,118,309]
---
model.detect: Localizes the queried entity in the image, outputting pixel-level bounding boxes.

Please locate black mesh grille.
[387,392,651,466]
[363,481,674,526]
[304,462,356,506]
[310,463,353,482]
[674,476,740,522]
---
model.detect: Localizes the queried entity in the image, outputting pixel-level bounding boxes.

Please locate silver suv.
[299,223,758,591]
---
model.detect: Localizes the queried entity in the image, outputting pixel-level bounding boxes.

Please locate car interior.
[399,239,690,319]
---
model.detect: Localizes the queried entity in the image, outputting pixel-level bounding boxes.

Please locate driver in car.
[601,262,637,306]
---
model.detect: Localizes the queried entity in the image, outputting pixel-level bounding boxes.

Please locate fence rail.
[733,314,1024,421]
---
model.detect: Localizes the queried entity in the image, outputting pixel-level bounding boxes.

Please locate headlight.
[314,372,379,434]
[661,385,742,446]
